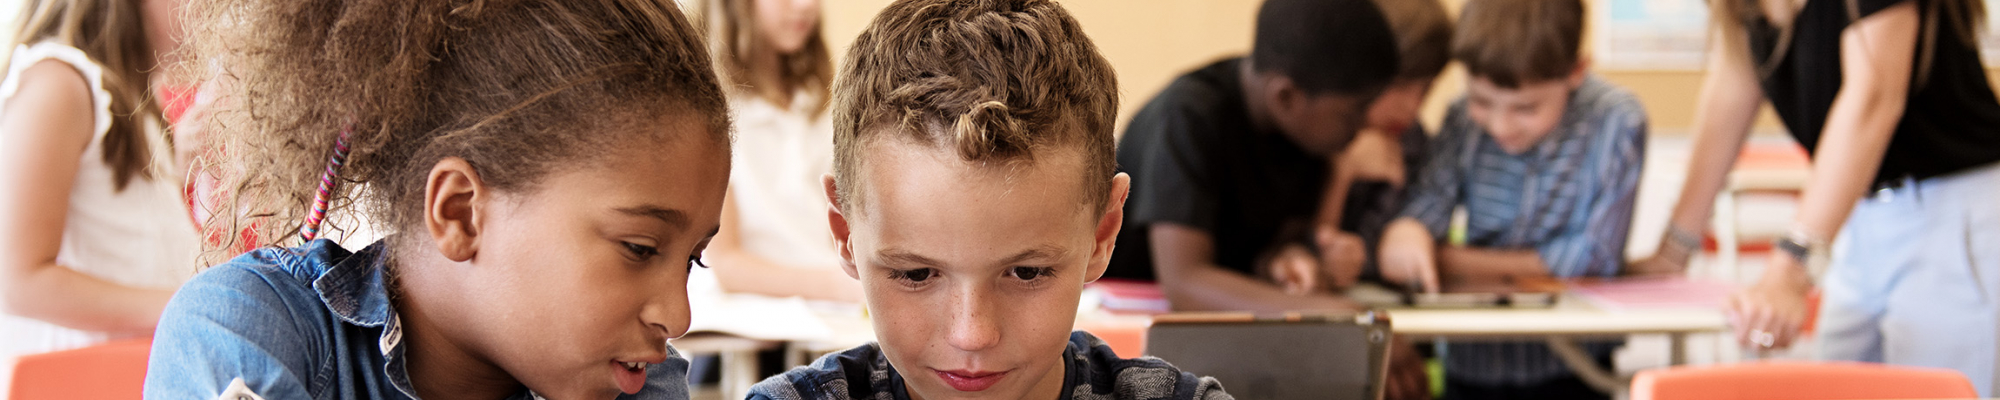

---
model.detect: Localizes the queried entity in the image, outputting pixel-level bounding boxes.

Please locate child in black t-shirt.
[1106,0,1397,315]
[1105,1,1426,397]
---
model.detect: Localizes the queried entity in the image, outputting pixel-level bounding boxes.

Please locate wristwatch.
[1774,229,1830,281]
[1660,225,1703,262]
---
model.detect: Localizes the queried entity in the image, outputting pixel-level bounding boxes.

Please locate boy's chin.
[1494,136,1547,154]
[911,380,1025,400]
[911,359,1068,399]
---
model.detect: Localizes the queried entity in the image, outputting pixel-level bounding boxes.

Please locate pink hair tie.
[300,124,353,242]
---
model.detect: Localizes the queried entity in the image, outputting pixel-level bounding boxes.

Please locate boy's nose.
[945,288,1002,352]
[1487,118,1518,141]
[1490,118,1531,146]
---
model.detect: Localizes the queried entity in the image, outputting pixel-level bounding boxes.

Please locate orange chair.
[1632,361,1978,400]
[1075,317,1150,359]
[9,338,153,400]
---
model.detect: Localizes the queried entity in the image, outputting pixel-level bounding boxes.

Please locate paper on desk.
[683,268,835,342]
[1569,278,1735,312]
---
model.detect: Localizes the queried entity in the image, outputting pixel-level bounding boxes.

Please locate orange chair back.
[9,338,152,400]
[1633,361,1978,400]
[1075,317,1151,359]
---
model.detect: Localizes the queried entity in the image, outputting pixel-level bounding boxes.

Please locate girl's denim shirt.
[143,239,691,400]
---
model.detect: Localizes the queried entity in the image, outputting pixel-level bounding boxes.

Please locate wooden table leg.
[1669,333,1687,365]
[721,349,759,400]
[1545,336,1629,396]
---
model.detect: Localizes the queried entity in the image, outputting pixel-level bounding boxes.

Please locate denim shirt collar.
[300,239,552,400]
[310,239,395,327]
[301,239,426,399]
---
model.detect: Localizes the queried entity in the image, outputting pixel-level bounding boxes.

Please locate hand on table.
[1267,244,1323,295]
[1266,229,1367,295]
[1726,252,1814,351]
[1379,219,1439,293]
[1315,227,1365,290]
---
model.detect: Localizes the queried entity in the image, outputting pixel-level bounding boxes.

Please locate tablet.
[1144,311,1391,400]
[1402,278,1563,309]
[1405,292,1556,308]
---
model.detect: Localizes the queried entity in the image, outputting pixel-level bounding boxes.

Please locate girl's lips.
[933,369,1006,392]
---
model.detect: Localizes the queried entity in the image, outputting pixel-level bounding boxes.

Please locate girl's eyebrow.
[616,205,690,231]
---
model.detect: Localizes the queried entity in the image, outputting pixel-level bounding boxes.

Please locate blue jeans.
[1817,161,2000,395]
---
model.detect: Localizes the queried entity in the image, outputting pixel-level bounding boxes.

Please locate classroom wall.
[823,0,1267,135]
[1,0,1981,136]
[823,0,2000,137]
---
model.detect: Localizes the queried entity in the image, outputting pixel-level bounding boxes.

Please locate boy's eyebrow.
[875,249,946,268]
[615,206,690,231]
[874,246,1069,268]
[997,245,1068,266]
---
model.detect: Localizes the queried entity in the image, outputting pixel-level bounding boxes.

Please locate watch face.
[1776,237,1810,261]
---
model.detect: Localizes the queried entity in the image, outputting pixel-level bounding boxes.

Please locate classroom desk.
[699,304,1153,397]
[669,333,783,400]
[1388,295,1727,345]
[746,287,1729,397]
[1384,291,1730,395]
[791,308,1157,357]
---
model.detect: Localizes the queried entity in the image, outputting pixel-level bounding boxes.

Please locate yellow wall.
[821,0,2000,136]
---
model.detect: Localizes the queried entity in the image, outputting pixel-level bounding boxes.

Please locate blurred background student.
[1104,0,1436,397]
[1632,0,2000,394]
[687,0,857,387]
[0,0,199,395]
[1266,0,1453,297]
[1104,0,1401,312]
[1381,0,1648,397]
[697,0,859,303]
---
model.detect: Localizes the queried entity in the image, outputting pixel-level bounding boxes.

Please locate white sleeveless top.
[0,42,201,360]
[682,91,845,340]
[724,91,840,267]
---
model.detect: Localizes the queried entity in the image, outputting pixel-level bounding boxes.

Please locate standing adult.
[1632,0,2000,394]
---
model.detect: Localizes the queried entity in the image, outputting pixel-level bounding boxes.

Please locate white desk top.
[692,287,1732,351]
[1388,308,1726,339]
[1384,293,1728,341]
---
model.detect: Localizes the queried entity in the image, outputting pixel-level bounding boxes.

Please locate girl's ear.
[822,173,860,280]
[425,157,487,262]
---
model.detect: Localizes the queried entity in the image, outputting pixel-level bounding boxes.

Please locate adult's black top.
[1745,0,2000,186]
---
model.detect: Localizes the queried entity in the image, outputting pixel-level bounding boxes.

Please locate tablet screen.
[1145,313,1388,400]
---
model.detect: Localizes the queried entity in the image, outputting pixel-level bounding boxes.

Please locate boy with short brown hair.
[748,1,1229,399]
[1378,0,1647,398]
